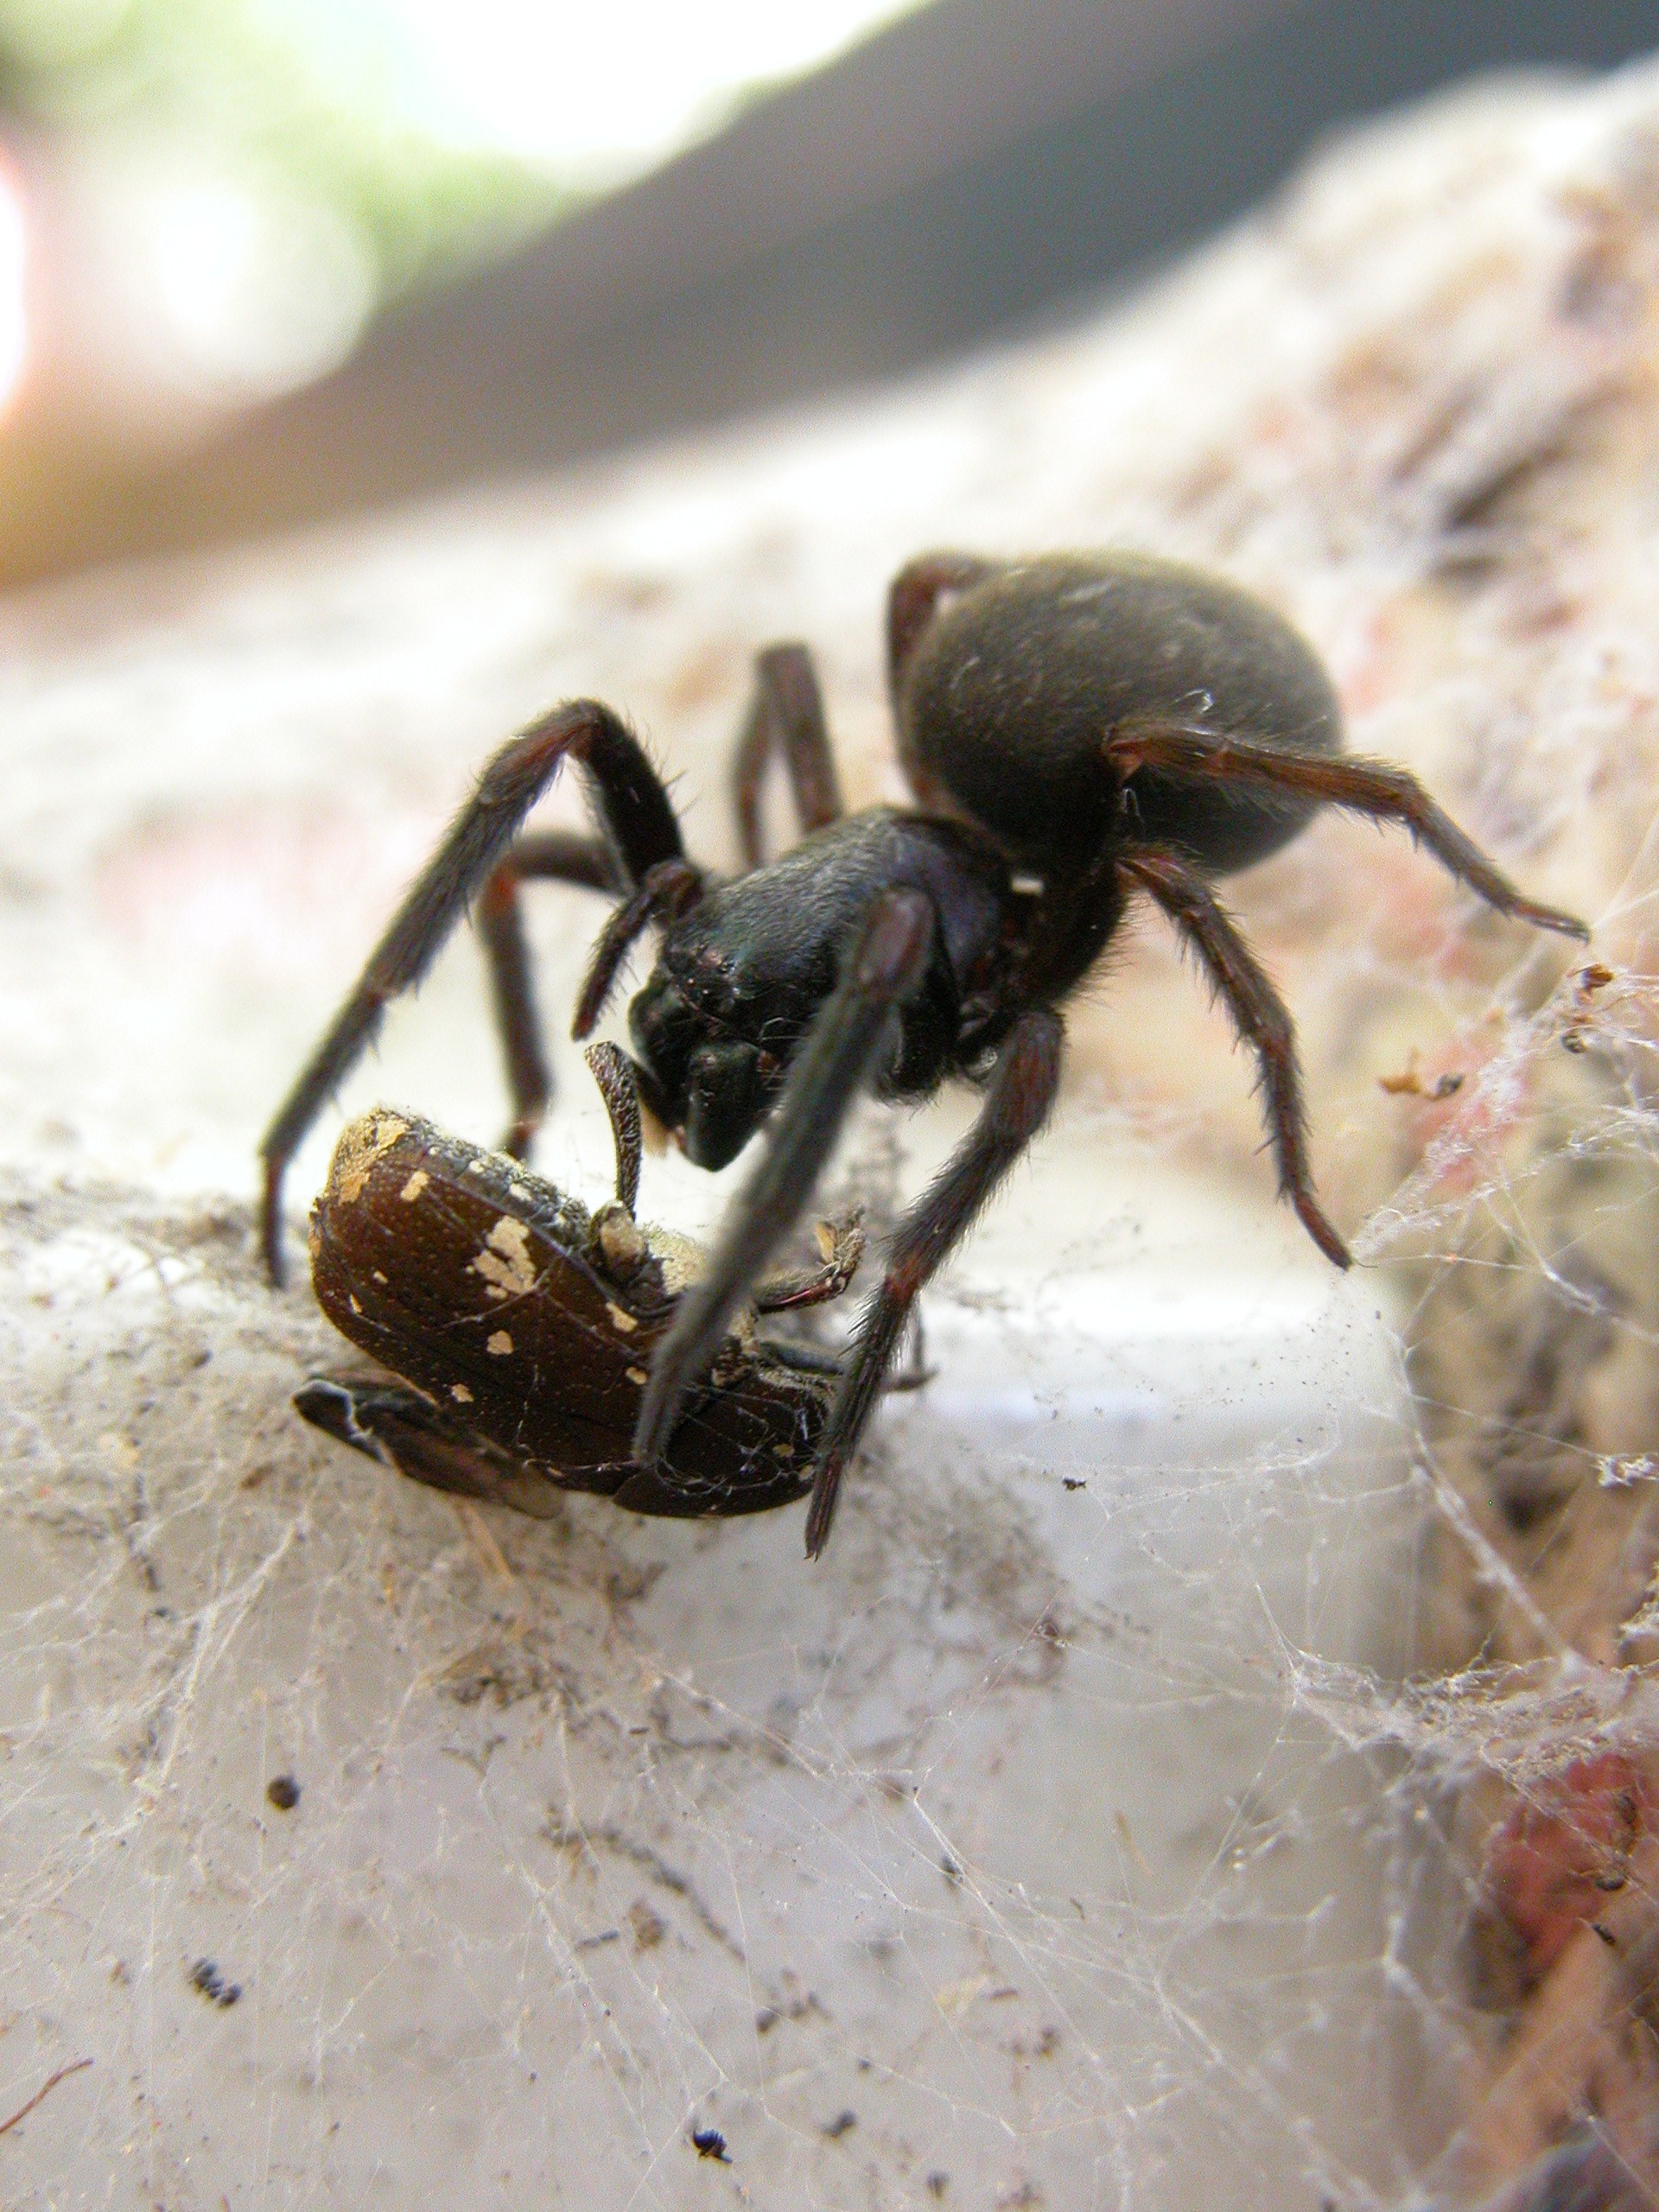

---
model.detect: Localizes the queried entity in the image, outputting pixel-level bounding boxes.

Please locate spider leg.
[1105,722,1589,940]
[260,700,685,1284]
[803,1007,1064,1558]
[478,831,620,1159]
[732,643,844,868]
[886,552,997,692]
[572,856,704,1039]
[1122,848,1349,1269]
[583,1040,644,1214]
[632,886,937,1467]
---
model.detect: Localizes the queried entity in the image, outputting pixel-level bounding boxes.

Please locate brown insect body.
[300,1109,832,1517]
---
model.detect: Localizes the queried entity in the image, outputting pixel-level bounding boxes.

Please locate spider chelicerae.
[262,550,1588,1556]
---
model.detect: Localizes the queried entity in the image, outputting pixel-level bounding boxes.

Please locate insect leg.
[753,1215,865,1312]
[583,1039,643,1214]
[294,1377,563,1516]
[803,1006,1064,1559]
[1122,847,1349,1269]
[632,886,937,1468]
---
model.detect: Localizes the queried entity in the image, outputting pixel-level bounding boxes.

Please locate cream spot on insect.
[372,1270,388,1285]
[606,1300,639,1334]
[487,1330,514,1357]
[469,1215,538,1300]
[626,1366,648,1386]
[449,1383,474,1403]
[330,1111,410,1203]
[773,1442,795,1459]
[348,1294,363,1315]
[398,1169,429,1204]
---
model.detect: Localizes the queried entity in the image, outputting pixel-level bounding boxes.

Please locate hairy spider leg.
[804,1007,1064,1558]
[732,643,844,868]
[632,886,936,1469]
[259,700,687,1283]
[1122,848,1348,1269]
[886,551,997,694]
[479,830,620,1159]
[572,857,705,1039]
[1105,723,1591,942]
[582,1039,644,1215]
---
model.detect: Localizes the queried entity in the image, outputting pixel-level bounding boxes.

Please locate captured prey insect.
[296,1045,866,1519]
[264,550,1589,1555]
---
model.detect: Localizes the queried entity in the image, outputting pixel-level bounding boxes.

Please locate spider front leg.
[1122,849,1347,1268]
[732,643,844,868]
[259,700,688,1283]
[632,886,938,1468]
[804,1007,1065,1558]
[1106,722,1590,941]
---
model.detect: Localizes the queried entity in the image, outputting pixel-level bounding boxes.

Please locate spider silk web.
[4,60,1659,2212]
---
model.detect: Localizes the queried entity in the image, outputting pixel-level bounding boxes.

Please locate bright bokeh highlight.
[363,0,925,179]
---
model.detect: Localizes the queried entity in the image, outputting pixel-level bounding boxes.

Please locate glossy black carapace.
[296,1099,860,1519]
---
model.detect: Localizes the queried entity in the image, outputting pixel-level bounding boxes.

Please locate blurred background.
[0,0,1656,594]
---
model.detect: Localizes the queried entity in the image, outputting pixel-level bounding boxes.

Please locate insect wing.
[309,1111,661,1475]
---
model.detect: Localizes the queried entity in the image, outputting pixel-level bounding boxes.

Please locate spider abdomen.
[894,551,1344,876]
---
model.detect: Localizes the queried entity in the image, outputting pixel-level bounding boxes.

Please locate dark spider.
[261,550,1588,1556]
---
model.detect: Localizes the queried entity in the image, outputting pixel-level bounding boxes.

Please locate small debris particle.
[1377,1056,1464,1099]
[486,1331,513,1357]
[398,1170,429,1204]
[188,1958,241,2007]
[627,1901,666,1950]
[450,1383,474,1403]
[1062,1477,1085,1491]
[606,1300,639,1334]
[690,2126,730,2162]
[265,1775,300,1812]
[822,2109,856,2139]
[754,2006,779,2033]
[626,1367,648,1386]
[926,2177,949,2200]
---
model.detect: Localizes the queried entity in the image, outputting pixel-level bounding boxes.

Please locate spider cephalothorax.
[263,550,1588,1556]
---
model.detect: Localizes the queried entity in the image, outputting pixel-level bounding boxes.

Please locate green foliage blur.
[0,0,569,305]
